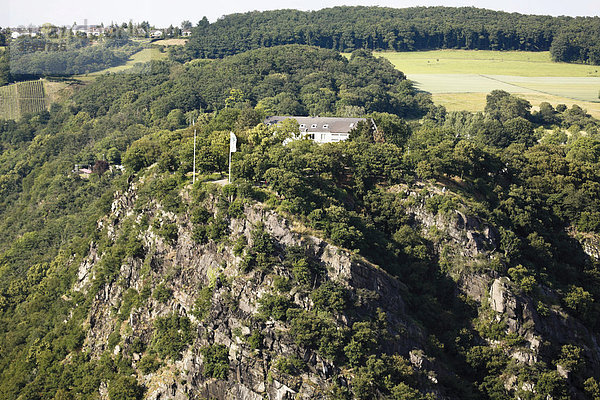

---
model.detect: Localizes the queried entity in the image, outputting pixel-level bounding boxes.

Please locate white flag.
[229,131,237,153]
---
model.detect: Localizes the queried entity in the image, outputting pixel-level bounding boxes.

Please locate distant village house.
[72,24,105,36]
[10,27,40,38]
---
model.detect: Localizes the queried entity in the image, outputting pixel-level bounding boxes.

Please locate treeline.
[179,6,600,64]
[550,19,600,65]
[2,36,140,80]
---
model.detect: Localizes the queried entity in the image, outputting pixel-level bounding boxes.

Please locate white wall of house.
[302,131,350,143]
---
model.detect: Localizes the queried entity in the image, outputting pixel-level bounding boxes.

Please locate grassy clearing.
[75,47,168,82]
[375,50,600,77]
[371,50,600,110]
[433,92,600,119]
[409,74,600,103]
[43,79,78,103]
[153,38,188,46]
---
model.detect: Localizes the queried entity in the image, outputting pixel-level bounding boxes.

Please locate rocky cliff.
[73,179,443,399]
[71,177,600,399]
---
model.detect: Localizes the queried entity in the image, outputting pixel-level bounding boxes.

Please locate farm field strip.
[375,50,600,77]
[408,74,600,103]
[152,38,188,46]
[407,74,535,94]
[432,92,600,119]
[492,76,600,102]
[373,50,600,110]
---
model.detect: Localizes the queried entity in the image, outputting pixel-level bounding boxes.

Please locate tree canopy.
[180,6,600,64]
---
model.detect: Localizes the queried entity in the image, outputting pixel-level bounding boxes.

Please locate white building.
[10,27,40,38]
[264,116,368,144]
[72,24,105,36]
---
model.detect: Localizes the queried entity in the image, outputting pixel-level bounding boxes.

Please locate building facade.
[264,116,368,144]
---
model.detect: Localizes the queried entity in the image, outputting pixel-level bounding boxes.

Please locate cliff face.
[74,181,434,400]
[405,189,600,393]
[72,178,600,399]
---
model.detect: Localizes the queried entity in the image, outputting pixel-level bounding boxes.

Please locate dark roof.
[264,116,366,134]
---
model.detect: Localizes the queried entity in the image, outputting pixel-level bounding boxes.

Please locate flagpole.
[228,131,236,184]
[192,119,196,184]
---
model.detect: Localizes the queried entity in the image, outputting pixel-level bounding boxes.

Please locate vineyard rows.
[0,80,48,120]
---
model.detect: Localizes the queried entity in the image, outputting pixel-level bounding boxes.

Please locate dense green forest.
[1,36,140,81]
[176,7,600,65]
[1,44,600,399]
[0,46,427,257]
[72,45,430,120]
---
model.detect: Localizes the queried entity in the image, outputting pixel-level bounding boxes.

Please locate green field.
[375,50,600,77]
[75,47,168,81]
[408,74,600,103]
[0,80,48,120]
[152,38,188,46]
[373,50,600,116]
[432,92,600,119]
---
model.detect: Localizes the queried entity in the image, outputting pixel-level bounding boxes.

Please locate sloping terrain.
[0,80,47,120]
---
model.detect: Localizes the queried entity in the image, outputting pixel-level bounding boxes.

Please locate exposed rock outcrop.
[74,180,600,399]
[77,184,433,399]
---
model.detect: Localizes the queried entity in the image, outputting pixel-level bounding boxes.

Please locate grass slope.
[75,47,168,82]
[375,50,600,77]
[433,92,600,119]
[373,50,600,117]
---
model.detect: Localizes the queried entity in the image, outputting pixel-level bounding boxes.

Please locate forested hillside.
[0,46,429,297]
[177,7,600,65]
[72,45,430,121]
[1,44,600,399]
[1,36,140,82]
